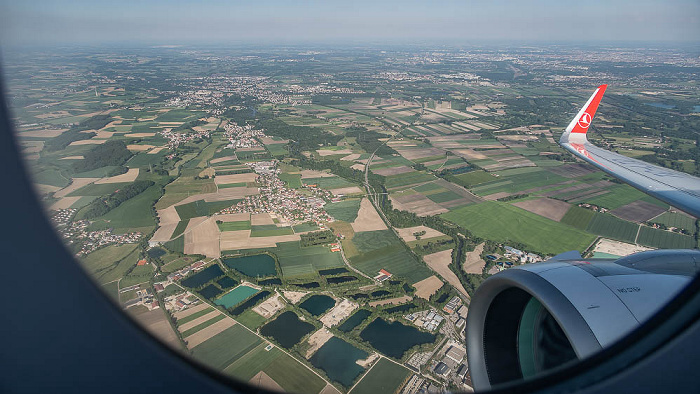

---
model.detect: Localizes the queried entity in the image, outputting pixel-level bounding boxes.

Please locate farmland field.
[350,230,431,283]
[650,211,696,234]
[637,226,696,249]
[176,199,240,221]
[191,324,261,370]
[217,220,251,231]
[273,241,344,277]
[325,199,362,222]
[584,185,648,210]
[250,225,295,237]
[560,206,595,230]
[224,345,327,394]
[303,176,356,189]
[586,213,639,244]
[350,358,411,394]
[442,202,596,255]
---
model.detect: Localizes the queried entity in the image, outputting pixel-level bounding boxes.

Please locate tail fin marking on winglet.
[565,84,607,135]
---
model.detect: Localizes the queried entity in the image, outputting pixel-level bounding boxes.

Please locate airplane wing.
[559,85,700,218]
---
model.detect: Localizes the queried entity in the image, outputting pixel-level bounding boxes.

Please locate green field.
[470,169,566,196]
[350,230,432,283]
[119,263,155,288]
[426,190,462,203]
[68,182,131,197]
[650,211,696,234]
[218,221,251,232]
[171,219,190,239]
[93,182,164,229]
[80,244,139,284]
[235,309,268,330]
[218,182,248,189]
[273,241,345,277]
[176,307,214,325]
[303,176,356,189]
[250,225,295,237]
[350,358,411,394]
[383,172,436,189]
[442,202,596,255]
[584,185,648,210]
[292,222,320,233]
[32,168,70,187]
[191,324,262,370]
[637,226,696,249]
[181,314,227,337]
[325,199,362,222]
[560,206,595,230]
[175,199,240,221]
[224,345,327,394]
[586,213,639,244]
[279,172,302,188]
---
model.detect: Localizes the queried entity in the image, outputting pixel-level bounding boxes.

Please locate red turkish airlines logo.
[577,112,592,129]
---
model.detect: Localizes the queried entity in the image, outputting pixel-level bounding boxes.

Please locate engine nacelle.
[465,249,700,390]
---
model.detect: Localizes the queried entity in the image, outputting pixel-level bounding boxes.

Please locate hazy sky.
[1,0,698,46]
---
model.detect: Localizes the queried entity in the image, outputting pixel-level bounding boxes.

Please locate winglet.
[561,85,607,144]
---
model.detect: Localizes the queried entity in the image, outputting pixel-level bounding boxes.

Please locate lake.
[260,311,315,348]
[384,303,416,314]
[216,276,238,289]
[180,264,224,288]
[319,267,349,276]
[349,293,369,300]
[198,284,223,299]
[327,276,357,284]
[214,285,259,309]
[360,317,436,359]
[646,102,675,109]
[300,295,335,316]
[222,254,277,277]
[258,277,282,286]
[338,309,371,332]
[293,282,320,289]
[310,337,368,386]
[371,290,390,298]
[229,290,270,316]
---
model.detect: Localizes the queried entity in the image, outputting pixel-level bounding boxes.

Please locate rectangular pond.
[180,264,224,288]
[360,317,436,359]
[222,254,277,277]
[338,309,371,333]
[214,285,259,309]
[260,311,315,349]
[310,337,368,387]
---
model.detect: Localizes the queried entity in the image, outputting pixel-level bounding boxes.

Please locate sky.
[1,0,698,46]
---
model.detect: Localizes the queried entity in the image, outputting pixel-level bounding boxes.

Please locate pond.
[216,276,238,289]
[198,284,223,299]
[147,247,166,259]
[180,264,224,288]
[349,293,369,300]
[326,276,358,285]
[384,303,416,314]
[310,337,368,387]
[258,277,282,286]
[214,285,259,309]
[319,267,349,276]
[260,311,315,348]
[229,291,270,316]
[360,317,436,359]
[222,254,277,277]
[435,293,449,303]
[299,295,336,316]
[646,102,675,109]
[371,290,390,298]
[293,282,320,289]
[338,309,372,332]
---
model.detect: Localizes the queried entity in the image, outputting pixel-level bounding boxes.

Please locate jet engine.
[465,249,700,390]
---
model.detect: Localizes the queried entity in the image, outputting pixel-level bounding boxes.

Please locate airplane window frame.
[1,65,699,394]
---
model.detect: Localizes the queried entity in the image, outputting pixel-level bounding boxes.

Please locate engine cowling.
[465,249,700,390]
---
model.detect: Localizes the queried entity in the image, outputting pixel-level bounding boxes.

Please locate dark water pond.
[310,337,367,386]
[435,293,449,303]
[349,293,369,300]
[299,295,335,316]
[258,277,282,286]
[293,282,320,289]
[338,309,371,332]
[216,276,238,289]
[319,267,349,276]
[198,284,223,299]
[222,254,276,277]
[326,276,357,284]
[228,290,271,316]
[260,311,314,348]
[181,264,224,288]
[384,303,416,314]
[360,317,436,358]
[371,290,390,298]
